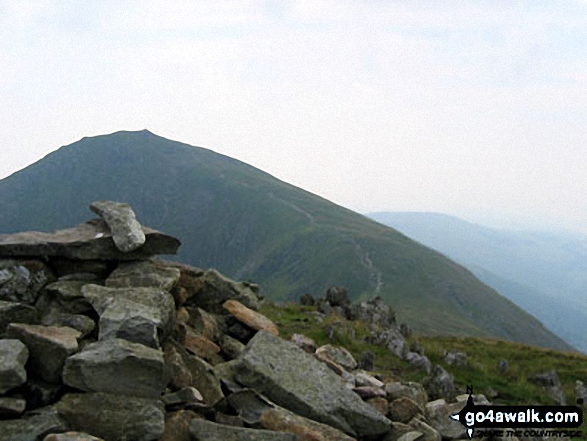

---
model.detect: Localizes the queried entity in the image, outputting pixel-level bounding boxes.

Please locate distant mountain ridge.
[368,211,585,352]
[0,130,571,350]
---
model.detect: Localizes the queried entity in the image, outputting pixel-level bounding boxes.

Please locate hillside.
[368,212,586,352]
[0,130,571,350]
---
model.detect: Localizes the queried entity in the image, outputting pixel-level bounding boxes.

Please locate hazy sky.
[2,1,586,232]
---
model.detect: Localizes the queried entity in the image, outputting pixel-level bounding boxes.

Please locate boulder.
[90,200,146,252]
[367,328,407,359]
[184,269,260,313]
[424,365,456,402]
[527,370,566,405]
[105,260,180,290]
[233,330,392,438]
[160,410,203,441]
[183,328,223,365]
[353,386,387,400]
[315,344,357,371]
[405,352,432,374]
[355,371,384,388]
[385,382,428,408]
[41,312,96,338]
[290,334,316,354]
[186,307,227,342]
[189,419,298,441]
[0,339,29,393]
[388,397,422,424]
[164,344,193,390]
[299,293,315,306]
[57,392,165,441]
[325,286,350,307]
[63,338,167,398]
[357,351,374,371]
[444,351,467,366]
[0,396,26,418]
[0,406,66,441]
[407,416,441,441]
[223,300,278,336]
[424,398,466,439]
[7,324,80,383]
[0,259,55,304]
[19,377,65,410]
[219,334,246,359]
[0,219,180,261]
[0,301,39,335]
[350,297,395,328]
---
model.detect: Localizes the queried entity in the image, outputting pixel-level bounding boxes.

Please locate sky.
[1,1,586,233]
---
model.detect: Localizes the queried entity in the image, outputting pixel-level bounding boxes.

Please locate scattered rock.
[368,327,407,359]
[219,334,246,359]
[57,392,165,441]
[498,359,508,374]
[405,351,432,374]
[355,371,384,388]
[576,380,587,410]
[89,200,146,252]
[325,286,350,307]
[19,377,65,410]
[63,338,167,398]
[388,397,422,424]
[315,344,357,371]
[0,406,66,441]
[223,300,278,336]
[527,370,566,404]
[164,344,193,390]
[353,386,387,400]
[299,293,315,306]
[366,397,388,416]
[385,382,429,408]
[350,297,395,328]
[0,259,55,304]
[357,351,374,371]
[0,219,180,260]
[424,399,466,439]
[162,387,204,408]
[233,330,392,438]
[0,339,29,393]
[41,312,95,338]
[444,351,467,367]
[409,340,423,355]
[36,281,93,315]
[160,410,202,441]
[7,324,80,384]
[183,328,223,365]
[399,323,411,338]
[425,365,456,402]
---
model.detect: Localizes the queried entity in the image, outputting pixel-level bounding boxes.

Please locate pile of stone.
[0,201,523,441]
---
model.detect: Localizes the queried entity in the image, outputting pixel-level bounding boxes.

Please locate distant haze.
[2,1,586,232]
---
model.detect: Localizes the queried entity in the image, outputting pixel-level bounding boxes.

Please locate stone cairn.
[0,201,522,441]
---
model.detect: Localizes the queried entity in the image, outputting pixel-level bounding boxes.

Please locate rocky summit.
[0,201,570,441]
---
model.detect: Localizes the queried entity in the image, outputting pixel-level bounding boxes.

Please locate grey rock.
[353,386,387,400]
[409,340,423,355]
[43,432,105,441]
[408,417,441,441]
[219,334,246,359]
[527,370,566,404]
[315,344,357,371]
[358,351,374,371]
[189,419,298,441]
[399,323,411,338]
[576,380,587,411]
[228,389,355,441]
[425,398,467,439]
[233,330,392,438]
[0,397,26,418]
[184,269,260,314]
[20,377,66,410]
[444,351,467,366]
[0,300,39,336]
[57,392,164,441]
[0,219,180,260]
[90,200,146,252]
[368,327,407,359]
[6,324,80,384]
[355,371,384,388]
[83,284,175,348]
[41,312,95,338]
[162,387,203,407]
[325,286,350,307]
[388,397,422,424]
[0,406,66,441]
[385,381,429,408]
[405,352,432,374]
[299,293,315,306]
[498,359,509,374]
[0,259,55,304]
[105,260,180,290]
[425,365,456,402]
[350,296,396,328]
[36,281,93,315]
[63,338,167,398]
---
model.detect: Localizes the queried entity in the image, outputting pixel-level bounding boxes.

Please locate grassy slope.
[0,130,570,350]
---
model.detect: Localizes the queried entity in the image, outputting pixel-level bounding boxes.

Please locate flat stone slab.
[63,338,167,398]
[57,392,164,441]
[0,339,29,393]
[189,419,298,441]
[6,324,80,384]
[234,331,392,438]
[90,200,146,252]
[0,219,180,260]
[223,300,279,336]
